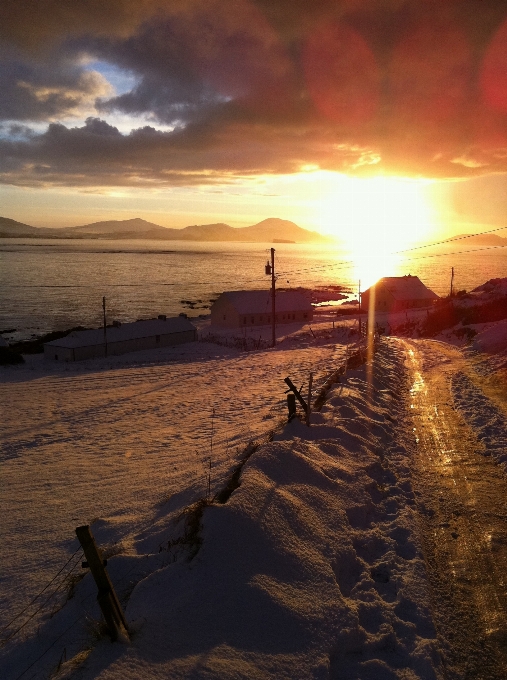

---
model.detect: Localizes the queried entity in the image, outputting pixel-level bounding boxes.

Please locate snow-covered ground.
[1,333,444,679]
[2,301,507,679]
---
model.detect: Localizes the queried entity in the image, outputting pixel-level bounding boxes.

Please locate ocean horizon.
[2,237,506,342]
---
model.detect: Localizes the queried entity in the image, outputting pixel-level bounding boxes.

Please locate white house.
[360,275,439,313]
[211,290,313,328]
[44,316,197,361]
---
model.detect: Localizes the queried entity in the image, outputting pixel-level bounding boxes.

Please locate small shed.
[361,275,439,313]
[211,290,313,328]
[44,316,197,361]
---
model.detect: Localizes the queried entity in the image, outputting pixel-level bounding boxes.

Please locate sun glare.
[316,174,436,289]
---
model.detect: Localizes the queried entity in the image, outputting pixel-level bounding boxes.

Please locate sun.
[317,174,437,289]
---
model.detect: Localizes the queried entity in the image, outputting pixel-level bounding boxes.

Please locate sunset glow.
[3,4,507,678]
[313,174,437,289]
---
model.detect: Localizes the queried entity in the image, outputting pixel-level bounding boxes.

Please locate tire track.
[402,339,507,679]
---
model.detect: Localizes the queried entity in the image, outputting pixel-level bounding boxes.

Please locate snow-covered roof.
[218,290,312,314]
[45,317,196,349]
[368,275,439,301]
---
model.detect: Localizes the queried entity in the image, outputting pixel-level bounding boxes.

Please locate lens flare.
[318,175,436,289]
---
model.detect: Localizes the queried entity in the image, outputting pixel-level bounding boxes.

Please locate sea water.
[1,238,506,341]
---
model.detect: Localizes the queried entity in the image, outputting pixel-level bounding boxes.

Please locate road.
[402,338,507,679]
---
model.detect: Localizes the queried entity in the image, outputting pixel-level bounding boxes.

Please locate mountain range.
[0,216,331,243]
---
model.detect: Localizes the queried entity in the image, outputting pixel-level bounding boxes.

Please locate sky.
[1,0,507,244]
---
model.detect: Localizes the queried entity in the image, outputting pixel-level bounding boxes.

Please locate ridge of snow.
[451,372,507,471]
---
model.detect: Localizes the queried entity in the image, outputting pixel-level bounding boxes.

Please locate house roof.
[217,290,313,314]
[366,276,439,301]
[45,316,196,349]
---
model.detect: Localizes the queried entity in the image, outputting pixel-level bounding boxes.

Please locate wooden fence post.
[287,393,296,421]
[306,373,313,426]
[75,525,129,642]
[284,377,308,415]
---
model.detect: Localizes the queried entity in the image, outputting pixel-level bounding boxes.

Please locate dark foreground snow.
[1,340,443,679]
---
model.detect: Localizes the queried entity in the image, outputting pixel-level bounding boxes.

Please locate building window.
[54,354,58,360]
[156,335,160,343]
[303,313,307,319]
[243,317,247,324]
[251,317,254,323]
[267,316,270,322]
[292,314,295,320]
[260,316,263,322]
[223,315,226,320]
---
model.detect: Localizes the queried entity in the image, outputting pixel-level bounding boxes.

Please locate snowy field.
[0,321,349,646]
[2,306,507,679]
[2,333,443,680]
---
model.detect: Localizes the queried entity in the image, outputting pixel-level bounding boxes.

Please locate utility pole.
[265,248,276,347]
[358,280,361,334]
[450,267,454,298]
[271,248,276,348]
[102,296,108,358]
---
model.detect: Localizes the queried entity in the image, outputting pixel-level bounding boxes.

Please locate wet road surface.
[402,339,507,680]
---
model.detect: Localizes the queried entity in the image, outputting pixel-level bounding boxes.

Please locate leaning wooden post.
[287,393,296,421]
[284,377,308,414]
[306,372,313,426]
[76,525,128,641]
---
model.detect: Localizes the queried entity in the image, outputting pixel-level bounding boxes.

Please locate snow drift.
[33,341,441,680]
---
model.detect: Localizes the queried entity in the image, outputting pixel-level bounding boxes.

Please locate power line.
[1,552,84,646]
[12,613,86,680]
[399,243,507,262]
[278,224,507,279]
[278,244,507,281]
[395,224,507,254]
[0,547,82,637]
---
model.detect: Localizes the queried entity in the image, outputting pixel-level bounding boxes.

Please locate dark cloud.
[91,2,298,124]
[0,0,171,52]
[0,51,110,122]
[0,114,378,187]
[2,0,507,186]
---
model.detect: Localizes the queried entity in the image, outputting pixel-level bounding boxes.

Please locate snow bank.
[451,372,507,471]
[0,340,442,680]
[471,319,507,354]
[471,277,507,297]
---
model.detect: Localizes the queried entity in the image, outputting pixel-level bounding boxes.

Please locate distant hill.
[66,217,170,237]
[0,216,56,238]
[241,218,326,243]
[445,232,507,247]
[0,216,331,243]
